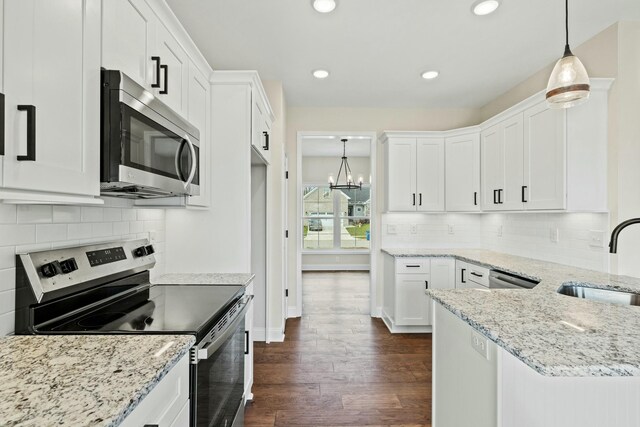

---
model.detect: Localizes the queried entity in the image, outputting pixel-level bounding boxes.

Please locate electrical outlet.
[410,224,418,234]
[387,224,397,235]
[589,230,605,248]
[497,225,503,237]
[471,331,489,360]
[448,225,454,235]
[550,228,559,243]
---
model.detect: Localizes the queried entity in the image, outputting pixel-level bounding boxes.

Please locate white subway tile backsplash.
[15,243,52,254]
[0,269,15,292]
[91,222,113,237]
[0,248,14,270]
[121,209,137,221]
[17,205,52,224]
[81,207,104,222]
[67,223,93,240]
[0,312,14,336]
[113,222,130,236]
[36,224,68,243]
[0,225,36,246]
[52,206,81,223]
[0,289,15,315]
[0,205,17,224]
[129,221,143,233]
[103,208,122,222]
[138,209,164,221]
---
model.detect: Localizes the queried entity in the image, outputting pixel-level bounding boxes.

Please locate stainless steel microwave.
[100,70,200,198]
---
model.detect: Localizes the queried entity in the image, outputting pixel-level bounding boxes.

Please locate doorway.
[295,132,377,317]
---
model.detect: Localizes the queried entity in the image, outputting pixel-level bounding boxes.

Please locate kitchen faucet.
[609,218,640,253]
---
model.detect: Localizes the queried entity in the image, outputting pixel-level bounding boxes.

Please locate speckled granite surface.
[382,248,640,377]
[152,273,255,286]
[0,335,194,426]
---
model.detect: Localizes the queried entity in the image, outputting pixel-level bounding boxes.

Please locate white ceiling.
[167,0,640,108]
[301,137,371,157]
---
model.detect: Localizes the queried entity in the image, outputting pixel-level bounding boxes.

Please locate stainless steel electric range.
[15,238,250,427]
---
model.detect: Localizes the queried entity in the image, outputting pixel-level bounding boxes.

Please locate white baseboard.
[381,309,431,334]
[252,327,285,343]
[371,306,382,318]
[287,306,300,318]
[302,264,370,271]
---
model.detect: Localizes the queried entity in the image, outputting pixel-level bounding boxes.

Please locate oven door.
[191,297,251,427]
[118,98,200,196]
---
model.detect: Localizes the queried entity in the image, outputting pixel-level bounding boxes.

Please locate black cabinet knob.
[41,261,62,278]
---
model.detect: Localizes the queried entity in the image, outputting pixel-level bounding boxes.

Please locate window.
[302,185,371,251]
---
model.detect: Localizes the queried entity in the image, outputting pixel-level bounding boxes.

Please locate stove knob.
[133,246,148,258]
[60,258,78,274]
[145,245,155,255]
[41,261,62,278]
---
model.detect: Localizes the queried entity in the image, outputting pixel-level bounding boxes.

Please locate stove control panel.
[18,238,156,303]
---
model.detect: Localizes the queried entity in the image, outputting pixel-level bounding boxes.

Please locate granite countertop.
[0,335,194,427]
[152,273,255,287]
[382,248,640,377]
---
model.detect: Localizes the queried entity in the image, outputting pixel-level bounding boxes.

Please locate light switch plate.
[387,224,397,234]
[448,225,454,235]
[550,228,559,243]
[497,225,503,237]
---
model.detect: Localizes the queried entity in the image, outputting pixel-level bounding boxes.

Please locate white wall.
[0,198,166,335]
[302,156,371,183]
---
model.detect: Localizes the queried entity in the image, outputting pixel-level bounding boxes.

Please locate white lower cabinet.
[121,353,190,427]
[455,260,490,289]
[383,255,454,333]
[244,281,255,402]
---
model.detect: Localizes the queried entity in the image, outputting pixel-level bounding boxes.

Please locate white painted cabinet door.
[501,113,525,211]
[430,258,455,290]
[186,62,210,208]
[102,0,158,90]
[480,124,503,211]
[251,95,272,165]
[155,22,189,117]
[386,138,417,211]
[2,0,100,196]
[244,282,255,402]
[445,133,480,212]
[524,102,566,210]
[416,138,445,212]
[395,274,430,326]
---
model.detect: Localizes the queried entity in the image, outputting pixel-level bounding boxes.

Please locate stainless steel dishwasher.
[489,270,540,289]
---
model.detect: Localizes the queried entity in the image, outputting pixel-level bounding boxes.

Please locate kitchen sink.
[558,284,640,307]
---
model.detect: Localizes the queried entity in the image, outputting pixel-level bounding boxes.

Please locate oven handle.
[197,295,253,361]
[183,135,197,189]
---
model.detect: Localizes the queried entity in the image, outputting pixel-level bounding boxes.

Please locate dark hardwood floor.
[245,271,432,426]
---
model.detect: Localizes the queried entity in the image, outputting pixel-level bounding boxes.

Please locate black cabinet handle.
[405,265,421,268]
[17,105,36,161]
[151,56,161,88]
[263,131,269,150]
[470,272,483,278]
[245,330,250,355]
[522,186,528,203]
[493,189,498,204]
[160,64,168,94]
[461,268,466,283]
[474,192,477,206]
[419,193,422,206]
[425,280,429,290]
[0,93,4,156]
[498,189,504,204]
[143,425,159,427]
[412,193,416,206]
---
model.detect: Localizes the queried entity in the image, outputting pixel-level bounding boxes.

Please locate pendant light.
[328,139,363,190]
[545,0,590,109]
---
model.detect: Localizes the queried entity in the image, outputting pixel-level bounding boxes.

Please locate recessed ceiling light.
[472,0,500,16]
[312,0,336,13]
[421,70,439,80]
[313,69,330,79]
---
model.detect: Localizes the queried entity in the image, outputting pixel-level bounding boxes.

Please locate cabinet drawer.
[396,258,430,274]
[458,261,490,287]
[120,354,190,427]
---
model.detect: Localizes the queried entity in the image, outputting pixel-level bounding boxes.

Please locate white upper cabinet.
[481,114,524,211]
[416,138,445,212]
[523,102,566,210]
[185,61,210,208]
[1,0,101,199]
[385,137,417,211]
[383,134,444,212]
[102,0,157,90]
[445,132,480,212]
[251,95,273,165]
[154,22,189,117]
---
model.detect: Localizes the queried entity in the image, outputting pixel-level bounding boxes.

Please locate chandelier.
[328,139,362,190]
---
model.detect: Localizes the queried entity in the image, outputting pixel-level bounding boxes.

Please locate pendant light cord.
[563,0,572,57]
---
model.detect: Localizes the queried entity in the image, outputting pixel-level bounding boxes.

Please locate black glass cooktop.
[40,284,244,341]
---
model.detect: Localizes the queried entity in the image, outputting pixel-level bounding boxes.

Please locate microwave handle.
[184,135,197,189]
[174,140,187,181]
